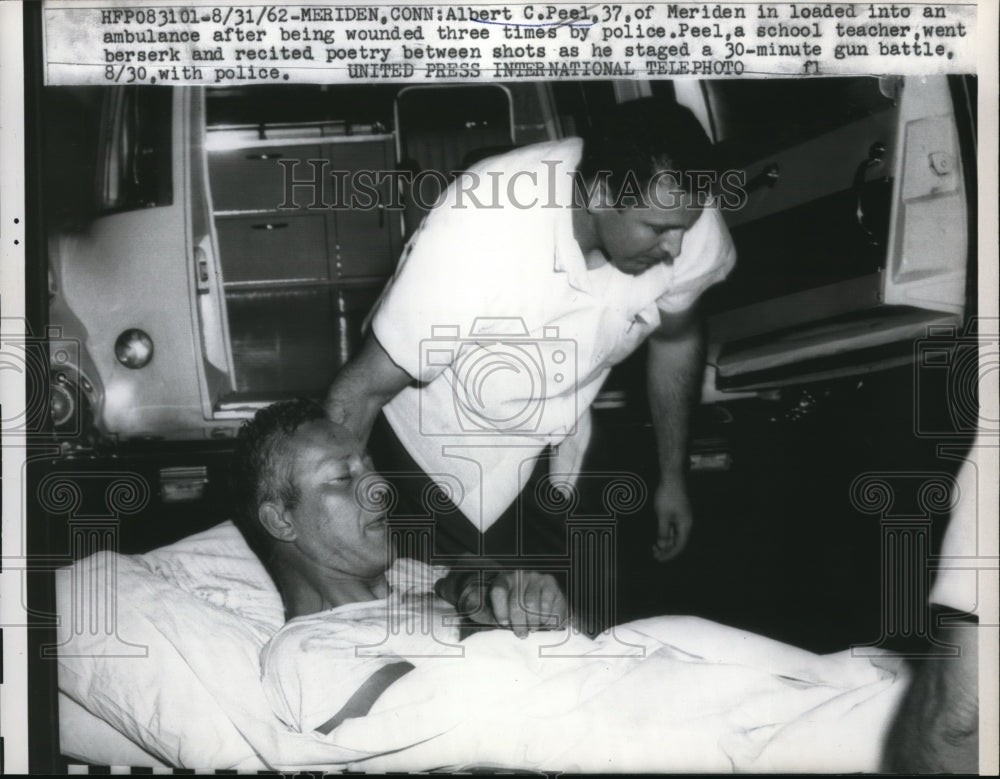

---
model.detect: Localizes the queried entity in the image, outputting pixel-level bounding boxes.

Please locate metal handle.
[854,141,887,246]
[250,222,288,231]
[194,244,210,294]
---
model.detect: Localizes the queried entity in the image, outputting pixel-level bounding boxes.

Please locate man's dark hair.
[577,97,715,205]
[231,399,327,568]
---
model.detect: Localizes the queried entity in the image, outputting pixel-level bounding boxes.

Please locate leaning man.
[325,98,737,627]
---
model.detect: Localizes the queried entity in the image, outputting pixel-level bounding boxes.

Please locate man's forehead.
[289,418,361,462]
[633,184,704,226]
[648,177,707,210]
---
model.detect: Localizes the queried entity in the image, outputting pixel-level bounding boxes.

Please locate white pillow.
[137,520,285,635]
[56,521,285,769]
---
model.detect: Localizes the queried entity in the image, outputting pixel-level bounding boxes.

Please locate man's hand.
[324,332,413,445]
[460,571,569,638]
[651,475,693,562]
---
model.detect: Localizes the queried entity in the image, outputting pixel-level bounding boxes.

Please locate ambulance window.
[704,77,896,166]
[95,87,173,213]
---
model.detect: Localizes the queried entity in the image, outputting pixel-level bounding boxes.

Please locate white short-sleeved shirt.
[371,138,736,531]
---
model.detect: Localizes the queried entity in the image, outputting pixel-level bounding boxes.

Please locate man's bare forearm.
[646,311,706,478]
[325,332,414,444]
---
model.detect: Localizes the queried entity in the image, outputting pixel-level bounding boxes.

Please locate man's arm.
[882,622,979,772]
[646,305,706,562]
[325,330,414,444]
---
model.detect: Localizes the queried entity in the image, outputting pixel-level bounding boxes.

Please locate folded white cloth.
[262,560,909,773]
[320,618,909,773]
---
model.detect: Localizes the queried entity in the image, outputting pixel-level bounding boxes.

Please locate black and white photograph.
[1,0,996,773]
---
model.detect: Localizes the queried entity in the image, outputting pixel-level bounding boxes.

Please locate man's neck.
[273,556,389,620]
[571,205,611,271]
[571,204,598,255]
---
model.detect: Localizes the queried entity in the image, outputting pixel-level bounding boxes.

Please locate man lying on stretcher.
[231,399,978,773]
[232,399,570,733]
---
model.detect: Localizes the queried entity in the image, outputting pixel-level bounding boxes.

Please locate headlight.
[114,328,154,369]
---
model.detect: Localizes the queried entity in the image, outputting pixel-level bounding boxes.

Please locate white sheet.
[57,521,910,772]
[267,611,910,773]
[58,692,168,769]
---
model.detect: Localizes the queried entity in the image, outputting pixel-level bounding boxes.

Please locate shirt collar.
[553,205,593,294]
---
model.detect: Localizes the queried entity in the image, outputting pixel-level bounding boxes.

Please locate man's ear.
[258,501,296,542]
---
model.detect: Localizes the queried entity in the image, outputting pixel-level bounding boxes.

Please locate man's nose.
[352,456,375,478]
[659,230,684,260]
[354,466,393,511]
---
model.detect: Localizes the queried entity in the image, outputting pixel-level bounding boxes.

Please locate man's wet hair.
[231,398,327,568]
[577,97,715,205]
